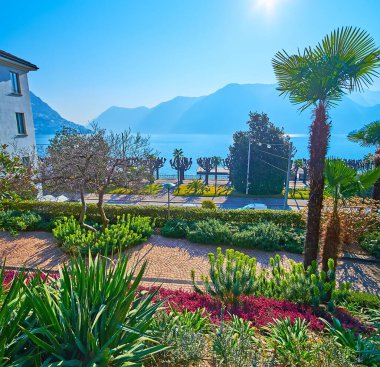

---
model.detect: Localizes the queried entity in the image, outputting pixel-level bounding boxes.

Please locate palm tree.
[321,159,380,271]
[348,121,380,200]
[272,27,380,267]
[211,156,222,194]
[172,148,184,184]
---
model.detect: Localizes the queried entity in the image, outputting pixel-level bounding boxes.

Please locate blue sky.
[2,0,380,124]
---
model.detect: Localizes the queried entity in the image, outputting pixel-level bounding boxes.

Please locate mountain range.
[32,84,380,136]
[31,92,90,135]
[92,83,380,135]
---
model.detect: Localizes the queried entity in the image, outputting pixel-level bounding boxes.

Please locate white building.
[0,50,38,157]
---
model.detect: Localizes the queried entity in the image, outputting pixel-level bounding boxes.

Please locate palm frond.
[272,27,380,111]
[348,121,380,146]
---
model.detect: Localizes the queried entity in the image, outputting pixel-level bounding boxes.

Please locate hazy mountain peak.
[31,92,90,134]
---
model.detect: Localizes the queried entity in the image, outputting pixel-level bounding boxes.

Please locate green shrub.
[0,200,305,228]
[192,248,348,306]
[201,199,216,209]
[232,222,284,251]
[53,214,153,255]
[0,210,42,235]
[162,218,304,254]
[148,308,210,367]
[359,230,380,258]
[187,219,234,245]
[211,315,264,367]
[342,291,380,309]
[160,219,193,238]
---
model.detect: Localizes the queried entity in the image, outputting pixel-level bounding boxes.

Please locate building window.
[10,71,21,94]
[16,113,27,135]
[22,156,31,167]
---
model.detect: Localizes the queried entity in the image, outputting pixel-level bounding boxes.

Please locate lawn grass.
[173,184,233,197]
[108,183,162,195]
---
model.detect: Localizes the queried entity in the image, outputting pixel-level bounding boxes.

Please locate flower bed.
[145,287,366,332]
[2,270,367,333]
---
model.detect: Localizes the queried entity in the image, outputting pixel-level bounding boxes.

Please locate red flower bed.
[148,287,366,332]
[2,269,58,287]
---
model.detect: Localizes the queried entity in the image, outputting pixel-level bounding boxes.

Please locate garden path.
[0,232,378,295]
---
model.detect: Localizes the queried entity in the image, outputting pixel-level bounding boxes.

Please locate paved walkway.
[1,232,378,295]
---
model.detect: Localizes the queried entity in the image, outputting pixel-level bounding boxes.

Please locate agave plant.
[18,254,164,366]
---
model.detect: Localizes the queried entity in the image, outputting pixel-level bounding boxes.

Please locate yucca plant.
[20,254,164,366]
[0,266,36,366]
[322,317,380,366]
[263,317,314,366]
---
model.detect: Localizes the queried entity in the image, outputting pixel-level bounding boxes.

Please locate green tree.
[0,144,37,201]
[229,112,290,195]
[321,159,380,270]
[272,27,380,267]
[172,148,184,183]
[348,121,380,200]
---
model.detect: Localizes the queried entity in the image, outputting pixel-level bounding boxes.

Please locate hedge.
[0,200,305,228]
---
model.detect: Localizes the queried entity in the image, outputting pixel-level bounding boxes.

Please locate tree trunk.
[205,171,209,186]
[321,210,341,272]
[304,102,330,268]
[372,148,380,201]
[97,189,109,231]
[79,189,96,232]
[214,167,217,193]
[156,168,159,180]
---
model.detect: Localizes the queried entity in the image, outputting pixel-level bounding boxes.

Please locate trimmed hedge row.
[0,200,305,228]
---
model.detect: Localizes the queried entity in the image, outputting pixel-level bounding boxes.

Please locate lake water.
[36,133,372,175]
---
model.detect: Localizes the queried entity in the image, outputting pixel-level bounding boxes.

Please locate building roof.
[0,50,38,71]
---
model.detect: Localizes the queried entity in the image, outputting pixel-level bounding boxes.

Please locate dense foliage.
[52,214,153,255]
[192,248,349,307]
[0,255,164,366]
[0,144,37,201]
[0,210,42,236]
[359,230,380,259]
[161,219,304,253]
[229,112,290,195]
[0,200,305,228]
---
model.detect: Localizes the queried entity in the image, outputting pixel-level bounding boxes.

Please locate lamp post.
[162,182,175,218]
[283,142,296,210]
[245,137,251,195]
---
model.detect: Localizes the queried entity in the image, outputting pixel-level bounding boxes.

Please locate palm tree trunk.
[372,148,380,201]
[304,102,330,268]
[321,209,341,272]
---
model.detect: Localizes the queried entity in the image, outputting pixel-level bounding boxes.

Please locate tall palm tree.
[172,148,184,183]
[348,121,380,200]
[272,27,380,267]
[321,159,380,271]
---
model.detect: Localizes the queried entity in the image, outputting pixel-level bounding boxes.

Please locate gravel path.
[0,232,378,295]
